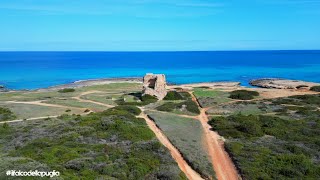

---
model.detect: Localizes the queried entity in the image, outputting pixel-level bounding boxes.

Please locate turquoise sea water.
[0,51,320,90]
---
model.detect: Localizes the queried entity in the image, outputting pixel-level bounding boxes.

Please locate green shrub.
[229,90,259,100]
[2,122,9,129]
[164,91,184,100]
[141,94,158,102]
[179,92,192,100]
[184,100,200,114]
[0,107,16,121]
[198,86,211,89]
[310,86,320,92]
[2,108,184,179]
[116,94,158,106]
[156,100,200,114]
[110,105,142,115]
[58,88,75,93]
[156,103,177,112]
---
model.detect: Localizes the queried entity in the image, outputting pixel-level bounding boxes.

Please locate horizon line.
[0,49,320,53]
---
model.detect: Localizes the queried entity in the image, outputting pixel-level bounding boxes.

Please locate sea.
[0,51,320,90]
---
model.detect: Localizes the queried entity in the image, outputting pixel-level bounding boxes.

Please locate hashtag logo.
[6,170,60,177]
[6,170,11,176]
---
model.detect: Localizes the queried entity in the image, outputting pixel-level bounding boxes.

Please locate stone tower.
[142,73,167,100]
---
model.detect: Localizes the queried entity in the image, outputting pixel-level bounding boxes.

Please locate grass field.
[82,93,117,103]
[80,83,142,93]
[0,83,142,119]
[81,93,118,105]
[193,88,231,107]
[0,103,83,119]
[0,83,141,102]
[146,111,215,179]
[43,98,109,112]
[207,101,276,116]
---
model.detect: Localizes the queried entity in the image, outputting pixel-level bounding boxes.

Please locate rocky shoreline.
[250,78,320,90]
[1,77,319,93]
[0,85,8,92]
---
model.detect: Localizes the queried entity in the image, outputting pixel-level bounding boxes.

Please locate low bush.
[2,122,9,129]
[156,102,177,112]
[0,107,16,121]
[156,100,200,114]
[229,90,259,100]
[141,94,158,102]
[1,106,184,179]
[179,92,192,100]
[209,112,320,179]
[116,94,158,106]
[58,88,75,93]
[310,86,320,92]
[164,91,184,100]
[110,105,142,115]
[184,100,200,114]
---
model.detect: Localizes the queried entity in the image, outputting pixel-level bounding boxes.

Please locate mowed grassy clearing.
[43,98,108,112]
[0,103,83,119]
[0,83,142,102]
[193,88,232,107]
[146,111,215,179]
[0,83,142,119]
[207,101,276,116]
[80,93,118,105]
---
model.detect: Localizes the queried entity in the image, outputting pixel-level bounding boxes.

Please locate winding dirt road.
[190,93,240,180]
[72,91,115,108]
[0,115,59,124]
[4,100,85,110]
[138,110,204,180]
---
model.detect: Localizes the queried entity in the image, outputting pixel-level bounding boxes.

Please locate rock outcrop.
[0,85,7,92]
[142,73,167,100]
[250,78,319,90]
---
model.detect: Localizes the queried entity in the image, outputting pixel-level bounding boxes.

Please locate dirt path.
[190,93,240,180]
[0,111,93,124]
[5,100,85,110]
[0,115,59,124]
[72,91,115,108]
[138,110,204,180]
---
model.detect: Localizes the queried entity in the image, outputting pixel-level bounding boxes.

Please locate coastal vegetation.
[1,80,320,179]
[164,91,185,100]
[208,94,320,179]
[147,111,215,179]
[0,107,16,121]
[58,88,76,93]
[207,101,275,116]
[229,90,259,100]
[43,98,108,111]
[0,83,142,119]
[156,100,200,115]
[193,88,231,107]
[0,103,82,120]
[310,86,320,92]
[116,94,158,106]
[0,105,186,179]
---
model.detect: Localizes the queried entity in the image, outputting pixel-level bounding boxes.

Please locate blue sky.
[0,0,319,51]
